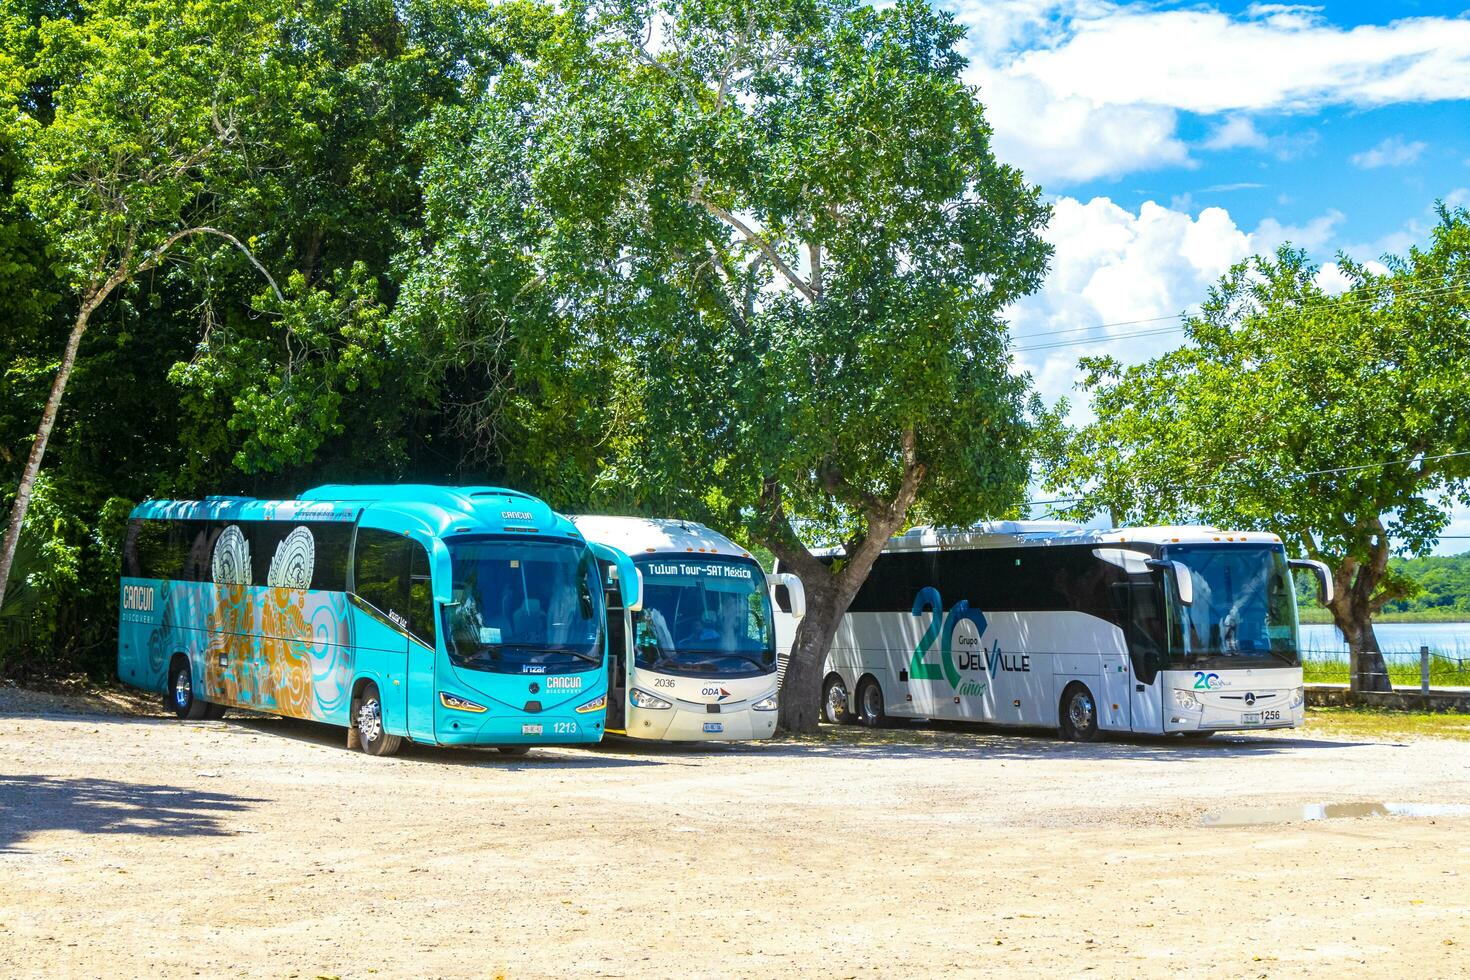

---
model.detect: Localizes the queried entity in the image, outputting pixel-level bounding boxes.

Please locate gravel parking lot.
[1,687,1467,978]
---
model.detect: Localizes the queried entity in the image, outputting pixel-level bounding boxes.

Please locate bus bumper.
[623,704,778,741]
[434,711,605,746]
[1165,703,1305,733]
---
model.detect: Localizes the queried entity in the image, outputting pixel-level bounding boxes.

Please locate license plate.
[521,723,543,735]
[1242,712,1261,724]
[703,722,723,733]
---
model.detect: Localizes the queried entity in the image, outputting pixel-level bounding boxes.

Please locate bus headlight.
[440,692,487,713]
[1289,686,1305,709]
[1172,688,1202,712]
[630,689,672,710]
[575,694,607,714]
[751,693,779,711]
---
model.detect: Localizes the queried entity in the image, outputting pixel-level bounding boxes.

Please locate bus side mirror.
[589,542,642,612]
[1289,558,1334,605]
[776,573,806,620]
[1146,559,1193,607]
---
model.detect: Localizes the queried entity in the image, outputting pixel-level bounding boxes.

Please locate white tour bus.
[777,522,1332,740]
[572,516,806,741]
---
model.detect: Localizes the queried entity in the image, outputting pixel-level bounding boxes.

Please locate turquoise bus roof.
[130,485,583,542]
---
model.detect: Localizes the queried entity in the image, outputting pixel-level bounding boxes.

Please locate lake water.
[1299,621,1470,661]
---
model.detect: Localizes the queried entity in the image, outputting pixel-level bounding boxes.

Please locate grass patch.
[1305,705,1470,741]
[1301,655,1470,687]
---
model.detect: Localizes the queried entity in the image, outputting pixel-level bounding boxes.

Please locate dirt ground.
[1,686,1467,979]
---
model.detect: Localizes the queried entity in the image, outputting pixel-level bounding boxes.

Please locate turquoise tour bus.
[117,484,640,756]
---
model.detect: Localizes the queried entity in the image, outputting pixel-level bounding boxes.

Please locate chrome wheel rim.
[173,667,191,709]
[825,683,848,722]
[357,697,383,743]
[862,685,881,721]
[1068,691,1095,732]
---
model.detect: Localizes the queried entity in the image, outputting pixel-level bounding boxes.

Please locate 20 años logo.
[910,588,1029,697]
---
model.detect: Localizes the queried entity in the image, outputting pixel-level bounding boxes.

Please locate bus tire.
[355,682,403,757]
[855,676,887,728]
[168,657,209,721]
[497,746,530,757]
[203,702,228,720]
[1059,683,1100,742]
[822,674,852,726]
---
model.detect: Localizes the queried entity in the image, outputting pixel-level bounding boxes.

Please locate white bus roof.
[812,521,1284,556]
[570,515,756,561]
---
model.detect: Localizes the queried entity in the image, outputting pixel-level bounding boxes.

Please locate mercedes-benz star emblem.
[1244,692,1256,706]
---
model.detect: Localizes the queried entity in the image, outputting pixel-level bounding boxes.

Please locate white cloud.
[1252,209,1345,254]
[1350,136,1428,169]
[973,70,1190,183]
[1007,8,1470,114]
[949,1,1470,184]
[1203,115,1268,151]
[1007,197,1351,421]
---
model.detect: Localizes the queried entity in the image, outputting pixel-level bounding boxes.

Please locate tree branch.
[689,193,814,302]
[138,226,284,301]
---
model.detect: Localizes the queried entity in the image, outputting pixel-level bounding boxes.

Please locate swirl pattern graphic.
[212,525,252,586]
[268,526,316,589]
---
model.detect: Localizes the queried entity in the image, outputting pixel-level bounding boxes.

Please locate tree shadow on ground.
[594,720,1377,763]
[224,713,667,769]
[0,774,263,852]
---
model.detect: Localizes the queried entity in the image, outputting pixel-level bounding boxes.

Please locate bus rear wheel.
[1059,683,1100,742]
[855,677,887,728]
[355,683,403,757]
[168,657,209,721]
[822,675,852,726]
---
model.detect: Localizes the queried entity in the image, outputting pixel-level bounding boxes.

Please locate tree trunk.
[777,584,842,733]
[1330,599,1392,694]
[0,291,104,611]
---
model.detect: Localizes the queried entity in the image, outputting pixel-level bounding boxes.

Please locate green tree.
[0,0,290,611]
[405,0,1051,729]
[1048,206,1470,692]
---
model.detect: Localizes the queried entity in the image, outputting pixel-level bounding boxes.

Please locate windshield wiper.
[658,649,774,670]
[477,642,602,665]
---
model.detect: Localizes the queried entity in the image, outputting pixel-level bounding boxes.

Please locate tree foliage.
[401,0,1052,728]
[1048,205,1470,691]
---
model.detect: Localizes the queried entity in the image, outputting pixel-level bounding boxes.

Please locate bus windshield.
[632,556,775,677]
[443,538,603,674]
[1163,544,1300,668]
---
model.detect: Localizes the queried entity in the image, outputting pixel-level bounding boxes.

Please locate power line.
[1026,449,1470,509]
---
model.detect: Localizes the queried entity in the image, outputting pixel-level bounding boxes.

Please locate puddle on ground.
[1202,802,1470,827]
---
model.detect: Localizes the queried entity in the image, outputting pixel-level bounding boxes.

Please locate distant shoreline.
[1297,608,1470,625]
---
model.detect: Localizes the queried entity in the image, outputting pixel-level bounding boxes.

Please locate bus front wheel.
[822,675,852,726]
[855,677,887,728]
[1059,683,1100,742]
[355,683,403,757]
[168,658,209,721]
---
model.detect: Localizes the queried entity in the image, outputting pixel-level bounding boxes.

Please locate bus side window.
[354,529,411,627]
[308,523,352,592]
[408,541,435,647]
[180,520,219,582]
[127,519,175,579]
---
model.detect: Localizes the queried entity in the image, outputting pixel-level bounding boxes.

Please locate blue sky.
[941,1,1470,551]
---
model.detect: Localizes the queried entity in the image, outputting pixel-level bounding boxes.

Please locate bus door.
[352,528,432,739]
[1111,578,1167,734]
[600,560,629,733]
